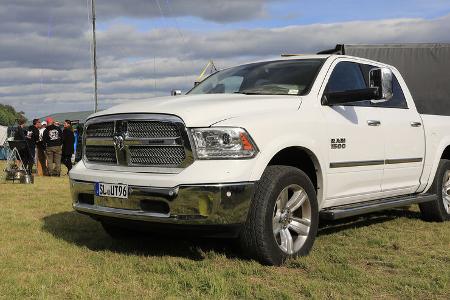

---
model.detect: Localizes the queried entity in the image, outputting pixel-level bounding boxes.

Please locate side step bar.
[320,194,436,220]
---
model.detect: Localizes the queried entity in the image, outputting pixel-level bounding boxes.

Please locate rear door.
[321,60,385,206]
[359,65,425,194]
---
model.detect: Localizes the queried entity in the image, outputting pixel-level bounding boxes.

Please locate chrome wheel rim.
[442,170,450,214]
[272,184,311,255]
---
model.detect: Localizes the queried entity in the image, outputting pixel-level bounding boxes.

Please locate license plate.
[95,182,129,199]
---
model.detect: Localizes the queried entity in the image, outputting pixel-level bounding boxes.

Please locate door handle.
[367,120,381,126]
[410,121,422,127]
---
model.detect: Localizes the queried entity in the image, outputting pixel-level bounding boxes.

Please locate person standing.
[62,120,75,174]
[14,118,27,140]
[14,118,32,173]
[37,120,48,176]
[43,117,63,176]
[25,119,41,174]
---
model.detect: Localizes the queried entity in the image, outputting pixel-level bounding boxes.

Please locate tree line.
[0,104,27,126]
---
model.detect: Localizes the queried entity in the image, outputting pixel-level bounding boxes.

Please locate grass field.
[0,162,449,299]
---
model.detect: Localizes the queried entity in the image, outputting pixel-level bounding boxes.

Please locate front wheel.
[240,165,319,265]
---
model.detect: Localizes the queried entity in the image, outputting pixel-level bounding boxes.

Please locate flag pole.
[91,0,98,112]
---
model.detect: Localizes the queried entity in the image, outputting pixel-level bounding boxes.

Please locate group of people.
[14,117,75,177]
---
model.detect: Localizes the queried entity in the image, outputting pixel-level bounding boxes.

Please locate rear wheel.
[419,159,450,221]
[240,165,319,265]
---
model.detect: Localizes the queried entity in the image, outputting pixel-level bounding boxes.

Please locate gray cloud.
[96,0,275,23]
[96,14,450,61]
[0,1,449,119]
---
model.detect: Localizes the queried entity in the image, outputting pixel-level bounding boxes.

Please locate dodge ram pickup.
[70,44,450,265]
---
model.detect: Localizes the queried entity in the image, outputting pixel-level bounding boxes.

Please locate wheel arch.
[441,145,450,160]
[259,146,325,207]
[422,141,450,193]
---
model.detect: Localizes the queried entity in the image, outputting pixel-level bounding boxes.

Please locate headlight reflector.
[191,127,258,159]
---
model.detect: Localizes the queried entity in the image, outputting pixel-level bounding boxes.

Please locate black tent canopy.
[319,44,450,116]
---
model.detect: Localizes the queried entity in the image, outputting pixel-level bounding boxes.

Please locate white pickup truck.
[69,44,450,265]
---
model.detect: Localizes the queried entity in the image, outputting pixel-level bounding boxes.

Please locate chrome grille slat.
[85,146,117,164]
[83,114,194,172]
[129,146,185,166]
[86,122,114,138]
[127,121,180,138]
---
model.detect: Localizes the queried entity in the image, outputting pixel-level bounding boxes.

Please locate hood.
[89,94,301,127]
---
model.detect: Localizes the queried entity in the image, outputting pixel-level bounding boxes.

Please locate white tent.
[0,125,7,145]
[0,125,8,160]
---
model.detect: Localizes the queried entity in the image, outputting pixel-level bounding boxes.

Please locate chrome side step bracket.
[320,194,436,220]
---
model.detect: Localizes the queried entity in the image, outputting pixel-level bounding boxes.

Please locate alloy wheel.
[272,184,312,255]
[442,170,450,214]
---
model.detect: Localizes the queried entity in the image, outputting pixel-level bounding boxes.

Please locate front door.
[321,60,385,206]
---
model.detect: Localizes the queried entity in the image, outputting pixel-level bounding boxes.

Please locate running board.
[320,194,436,220]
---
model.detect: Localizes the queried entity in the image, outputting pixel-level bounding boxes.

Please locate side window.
[360,64,408,109]
[326,62,366,93]
[373,76,408,108]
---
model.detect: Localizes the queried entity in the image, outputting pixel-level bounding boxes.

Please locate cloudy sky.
[1,0,450,118]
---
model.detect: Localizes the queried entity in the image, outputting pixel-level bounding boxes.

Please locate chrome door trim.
[330,160,384,168]
[385,158,423,164]
[330,157,423,168]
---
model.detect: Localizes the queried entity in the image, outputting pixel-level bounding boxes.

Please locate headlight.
[190,127,258,159]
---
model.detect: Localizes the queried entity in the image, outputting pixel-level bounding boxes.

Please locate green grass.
[0,162,449,299]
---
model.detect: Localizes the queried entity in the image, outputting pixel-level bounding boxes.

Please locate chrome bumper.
[70,180,255,225]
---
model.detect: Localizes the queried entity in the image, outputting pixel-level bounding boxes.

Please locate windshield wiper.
[235,89,288,95]
[234,91,263,95]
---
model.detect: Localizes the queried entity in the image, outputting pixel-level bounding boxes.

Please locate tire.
[240,165,319,265]
[101,222,139,239]
[419,159,450,222]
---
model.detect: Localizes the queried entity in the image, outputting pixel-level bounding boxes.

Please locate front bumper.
[70,180,255,225]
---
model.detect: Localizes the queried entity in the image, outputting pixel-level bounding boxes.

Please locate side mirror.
[369,67,393,101]
[171,89,182,96]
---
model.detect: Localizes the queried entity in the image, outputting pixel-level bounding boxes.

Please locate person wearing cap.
[37,120,48,176]
[43,117,63,176]
[62,120,75,174]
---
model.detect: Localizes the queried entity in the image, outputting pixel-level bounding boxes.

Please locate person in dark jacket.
[37,120,48,176]
[62,120,75,174]
[14,118,32,173]
[43,117,63,176]
[26,119,41,174]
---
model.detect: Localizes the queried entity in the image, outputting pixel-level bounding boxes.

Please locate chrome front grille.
[83,114,193,172]
[129,146,185,166]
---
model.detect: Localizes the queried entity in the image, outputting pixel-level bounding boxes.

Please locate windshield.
[188,59,324,96]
